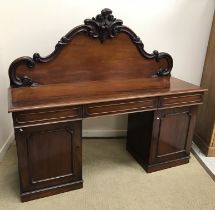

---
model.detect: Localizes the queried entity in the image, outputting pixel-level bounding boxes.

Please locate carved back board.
[9,9,173,88]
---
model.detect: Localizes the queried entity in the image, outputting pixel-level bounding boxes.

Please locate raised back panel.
[15,33,169,85]
[9,8,173,88]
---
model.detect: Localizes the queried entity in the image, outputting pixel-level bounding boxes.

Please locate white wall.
[0,1,214,156]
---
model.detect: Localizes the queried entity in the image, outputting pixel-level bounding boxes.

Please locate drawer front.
[159,93,203,109]
[84,98,157,117]
[13,106,82,126]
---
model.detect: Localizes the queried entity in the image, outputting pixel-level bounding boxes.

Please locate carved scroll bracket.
[8,57,38,87]
[152,50,173,77]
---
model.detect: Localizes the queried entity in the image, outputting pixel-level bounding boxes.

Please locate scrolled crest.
[8,8,173,87]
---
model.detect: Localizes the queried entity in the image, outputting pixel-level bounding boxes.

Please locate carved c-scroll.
[9,57,37,87]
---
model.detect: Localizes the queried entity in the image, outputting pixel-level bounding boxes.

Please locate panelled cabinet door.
[149,107,197,164]
[15,121,82,193]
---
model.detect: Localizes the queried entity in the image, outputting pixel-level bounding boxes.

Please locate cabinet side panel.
[127,111,154,165]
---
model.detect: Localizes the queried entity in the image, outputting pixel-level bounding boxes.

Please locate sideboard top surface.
[8,77,206,112]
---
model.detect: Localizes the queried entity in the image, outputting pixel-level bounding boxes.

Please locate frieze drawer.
[13,106,82,127]
[84,98,157,117]
[159,93,203,109]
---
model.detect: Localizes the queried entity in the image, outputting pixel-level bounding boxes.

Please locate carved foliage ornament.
[84,8,123,42]
[9,8,173,87]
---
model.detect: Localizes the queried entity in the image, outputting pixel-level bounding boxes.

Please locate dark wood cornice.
[9,8,173,87]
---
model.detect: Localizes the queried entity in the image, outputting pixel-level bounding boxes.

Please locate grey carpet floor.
[0,139,215,210]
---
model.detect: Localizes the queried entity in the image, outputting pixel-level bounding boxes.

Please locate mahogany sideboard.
[8,9,206,202]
